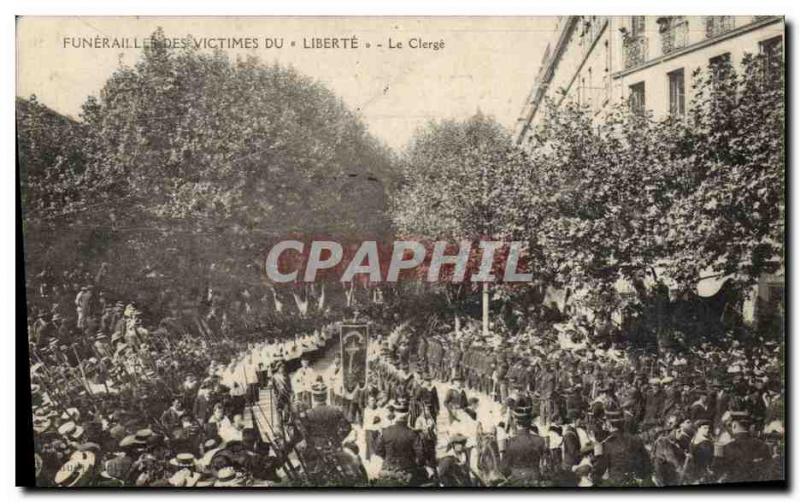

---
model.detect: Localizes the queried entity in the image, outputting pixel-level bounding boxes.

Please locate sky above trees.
[16,16,554,150]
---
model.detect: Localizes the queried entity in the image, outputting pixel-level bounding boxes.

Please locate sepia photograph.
[15,15,785,489]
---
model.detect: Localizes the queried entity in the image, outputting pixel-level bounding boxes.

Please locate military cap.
[311,380,328,397]
[728,410,751,424]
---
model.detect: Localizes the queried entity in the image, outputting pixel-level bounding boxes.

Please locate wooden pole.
[482,282,489,337]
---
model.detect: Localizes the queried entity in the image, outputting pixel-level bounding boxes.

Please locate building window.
[705,16,735,38]
[630,16,645,37]
[668,69,685,117]
[659,16,689,55]
[709,53,731,88]
[759,36,784,84]
[629,82,645,114]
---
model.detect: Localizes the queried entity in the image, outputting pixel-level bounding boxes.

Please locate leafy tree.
[523,51,784,342]
[19,28,398,314]
[664,52,784,290]
[391,113,537,328]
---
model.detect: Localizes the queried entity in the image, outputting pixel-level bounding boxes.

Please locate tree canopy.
[19,28,398,307]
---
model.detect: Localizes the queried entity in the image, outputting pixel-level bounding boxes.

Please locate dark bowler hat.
[512,404,533,422]
[392,398,410,415]
[311,380,328,398]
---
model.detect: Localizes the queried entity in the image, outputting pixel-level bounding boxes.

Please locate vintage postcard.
[17,16,784,488]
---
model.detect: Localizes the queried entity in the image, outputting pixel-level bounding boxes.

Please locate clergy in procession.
[292,357,317,408]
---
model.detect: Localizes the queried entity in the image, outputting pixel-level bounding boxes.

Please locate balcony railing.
[623,36,648,69]
[705,16,735,38]
[660,18,689,55]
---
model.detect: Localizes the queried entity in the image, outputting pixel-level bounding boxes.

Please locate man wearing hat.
[96,455,134,487]
[443,375,468,419]
[643,378,664,430]
[57,421,85,445]
[412,372,440,424]
[689,393,713,423]
[504,377,533,434]
[714,411,772,483]
[374,398,427,486]
[499,403,546,486]
[437,433,474,487]
[593,409,652,486]
[684,419,715,484]
[53,450,96,487]
[652,414,692,486]
[301,379,352,454]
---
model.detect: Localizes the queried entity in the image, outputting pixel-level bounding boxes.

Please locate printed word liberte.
[264,240,533,283]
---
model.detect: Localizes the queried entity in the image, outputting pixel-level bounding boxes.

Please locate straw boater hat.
[54,451,95,487]
[57,421,85,441]
[33,416,52,434]
[169,452,197,469]
[119,428,154,448]
[213,467,246,487]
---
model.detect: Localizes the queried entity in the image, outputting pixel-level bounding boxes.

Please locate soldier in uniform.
[302,380,351,445]
[499,403,546,486]
[374,398,427,486]
[593,410,652,486]
[505,378,532,434]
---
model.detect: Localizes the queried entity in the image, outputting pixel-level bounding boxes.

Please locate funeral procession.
[17,16,784,488]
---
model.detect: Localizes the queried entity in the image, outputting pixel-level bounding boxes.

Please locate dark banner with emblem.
[339,324,369,393]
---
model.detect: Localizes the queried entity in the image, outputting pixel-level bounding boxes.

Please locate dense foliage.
[19,29,398,312]
[392,52,784,341]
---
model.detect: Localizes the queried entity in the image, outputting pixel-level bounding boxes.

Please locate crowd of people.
[362,316,784,486]
[25,265,784,488]
[26,266,348,487]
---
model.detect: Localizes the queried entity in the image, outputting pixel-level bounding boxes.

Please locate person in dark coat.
[443,376,468,418]
[414,374,440,421]
[499,404,546,486]
[374,399,427,486]
[561,414,582,469]
[689,393,713,422]
[593,410,652,486]
[652,416,691,486]
[643,380,664,428]
[437,434,475,487]
[565,385,586,423]
[714,411,772,483]
[685,419,715,484]
[302,380,352,451]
